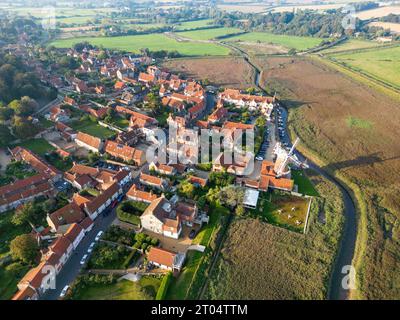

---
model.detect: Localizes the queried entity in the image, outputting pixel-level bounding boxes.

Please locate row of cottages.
[78,104,109,119]
[55,122,77,142]
[75,132,103,153]
[74,131,146,166]
[138,65,166,86]
[10,147,62,182]
[212,152,254,177]
[0,174,56,213]
[207,100,228,124]
[115,106,158,136]
[149,162,176,176]
[104,140,145,166]
[253,160,294,192]
[140,196,207,239]
[47,105,71,123]
[126,184,158,204]
[12,222,90,300]
[147,247,185,272]
[64,163,132,191]
[219,88,275,120]
[139,172,168,191]
[161,93,206,120]
[237,160,294,193]
[0,147,62,213]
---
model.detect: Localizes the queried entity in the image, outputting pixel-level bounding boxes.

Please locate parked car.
[256,156,264,161]
[87,242,95,253]
[95,231,103,241]
[80,255,88,265]
[59,285,70,298]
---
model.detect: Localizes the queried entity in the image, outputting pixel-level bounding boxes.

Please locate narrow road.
[40,207,118,300]
[278,106,358,300]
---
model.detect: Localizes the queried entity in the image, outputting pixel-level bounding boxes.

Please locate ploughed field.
[259,56,400,299]
[205,172,344,299]
[162,57,255,89]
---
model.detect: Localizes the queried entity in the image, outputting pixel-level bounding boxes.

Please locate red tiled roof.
[48,202,85,230]
[64,223,83,243]
[76,132,102,150]
[223,121,254,131]
[12,286,37,300]
[50,236,72,256]
[79,216,94,230]
[11,147,60,177]
[84,182,120,214]
[0,174,53,207]
[104,140,143,163]
[127,184,158,203]
[147,247,176,269]
[138,72,155,83]
[140,173,163,187]
[188,175,207,187]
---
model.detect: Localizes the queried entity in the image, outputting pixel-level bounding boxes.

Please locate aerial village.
[2,44,312,300]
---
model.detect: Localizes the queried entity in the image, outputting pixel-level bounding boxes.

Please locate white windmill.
[273,137,309,177]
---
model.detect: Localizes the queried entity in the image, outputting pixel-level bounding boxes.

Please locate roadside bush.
[103,225,135,246]
[116,200,148,226]
[156,272,172,300]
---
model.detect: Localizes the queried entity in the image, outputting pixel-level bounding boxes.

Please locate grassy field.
[73,277,161,300]
[174,19,215,30]
[70,119,115,139]
[205,172,344,299]
[50,34,230,56]
[330,46,400,88]
[321,39,386,54]
[291,169,319,196]
[178,27,242,40]
[121,23,167,31]
[0,264,29,300]
[15,138,55,156]
[249,191,310,233]
[226,32,323,51]
[260,56,400,299]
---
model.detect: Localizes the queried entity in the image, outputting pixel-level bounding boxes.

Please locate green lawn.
[15,138,55,157]
[291,169,319,196]
[70,119,115,139]
[73,277,161,300]
[0,210,30,256]
[50,34,230,56]
[0,265,30,300]
[321,39,386,54]
[107,115,129,129]
[178,27,242,40]
[331,46,400,88]
[174,19,216,30]
[226,32,323,51]
[250,192,310,233]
